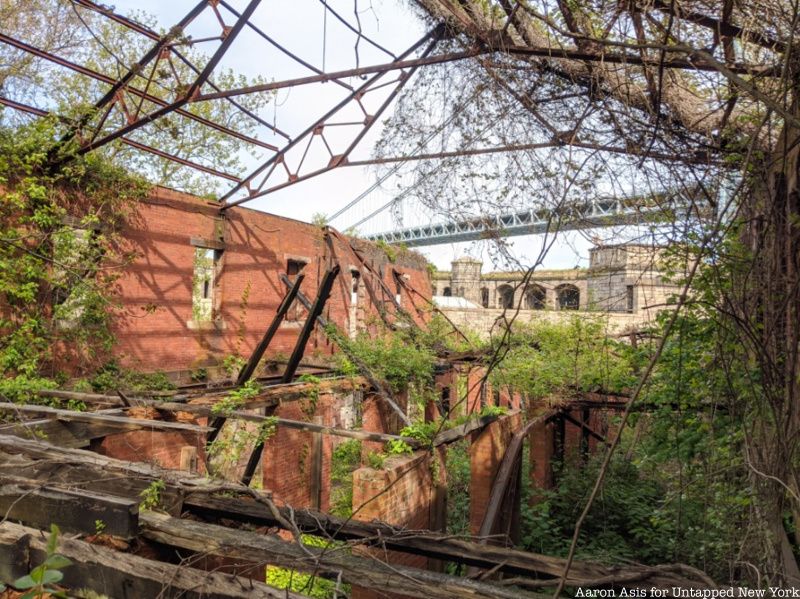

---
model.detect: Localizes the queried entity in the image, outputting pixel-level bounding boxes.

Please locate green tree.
[0,0,272,196]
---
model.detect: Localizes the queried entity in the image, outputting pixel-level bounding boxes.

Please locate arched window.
[525,285,546,310]
[497,284,515,309]
[480,287,490,308]
[443,287,452,297]
[556,284,580,310]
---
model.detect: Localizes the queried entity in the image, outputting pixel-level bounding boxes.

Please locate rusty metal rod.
[0,32,277,151]
[219,27,441,208]
[70,0,290,139]
[76,0,264,154]
[0,96,242,182]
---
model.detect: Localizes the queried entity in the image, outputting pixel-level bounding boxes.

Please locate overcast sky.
[105,0,606,271]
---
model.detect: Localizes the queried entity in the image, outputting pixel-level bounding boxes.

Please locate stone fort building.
[432,244,679,333]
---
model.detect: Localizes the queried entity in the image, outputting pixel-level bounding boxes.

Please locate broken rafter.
[560,410,607,444]
[0,520,302,599]
[241,266,340,486]
[236,273,306,386]
[0,402,211,434]
[140,511,535,599]
[278,273,412,427]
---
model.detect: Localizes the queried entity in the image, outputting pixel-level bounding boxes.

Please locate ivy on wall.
[0,117,150,401]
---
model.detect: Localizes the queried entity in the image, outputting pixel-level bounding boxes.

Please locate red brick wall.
[112,187,432,373]
[261,391,341,510]
[91,428,207,473]
[528,416,555,497]
[468,411,522,535]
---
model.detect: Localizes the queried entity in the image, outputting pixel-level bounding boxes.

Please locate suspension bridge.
[328,189,696,248]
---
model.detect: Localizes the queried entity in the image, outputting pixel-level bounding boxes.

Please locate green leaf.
[44,554,72,569]
[47,523,61,555]
[40,569,64,585]
[12,574,37,589]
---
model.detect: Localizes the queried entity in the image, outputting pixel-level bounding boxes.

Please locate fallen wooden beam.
[560,410,607,443]
[0,409,129,448]
[0,475,138,538]
[431,412,503,447]
[0,402,211,433]
[140,511,536,599]
[0,520,306,599]
[0,434,259,502]
[150,400,422,448]
[279,272,412,427]
[237,273,306,386]
[0,435,714,590]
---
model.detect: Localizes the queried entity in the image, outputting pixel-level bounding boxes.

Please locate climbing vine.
[0,118,149,401]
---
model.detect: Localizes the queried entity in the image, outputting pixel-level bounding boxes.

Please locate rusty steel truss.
[0,0,779,214]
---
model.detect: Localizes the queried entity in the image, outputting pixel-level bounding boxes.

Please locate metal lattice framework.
[0,0,780,235]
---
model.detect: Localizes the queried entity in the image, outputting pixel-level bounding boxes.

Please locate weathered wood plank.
[0,520,307,599]
[0,402,211,433]
[153,400,421,447]
[0,419,128,448]
[431,413,502,447]
[140,511,537,599]
[0,436,713,591]
[0,475,138,538]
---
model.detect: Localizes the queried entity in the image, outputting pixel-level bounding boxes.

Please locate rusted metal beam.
[77,0,264,154]
[0,96,241,182]
[0,33,276,151]
[240,266,340,486]
[70,0,290,140]
[218,0,353,93]
[220,27,443,209]
[85,1,208,116]
[345,140,715,165]
[196,43,769,104]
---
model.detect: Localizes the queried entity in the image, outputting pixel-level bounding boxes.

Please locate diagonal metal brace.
[240,266,340,487]
[278,273,411,428]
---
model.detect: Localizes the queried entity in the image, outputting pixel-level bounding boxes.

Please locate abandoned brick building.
[0,183,710,598]
[0,0,725,593]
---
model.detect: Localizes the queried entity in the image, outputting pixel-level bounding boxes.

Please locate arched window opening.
[525,285,546,310]
[443,287,452,297]
[498,285,514,309]
[556,284,580,310]
[480,287,489,308]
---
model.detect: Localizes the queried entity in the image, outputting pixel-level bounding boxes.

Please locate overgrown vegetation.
[265,535,349,598]
[489,316,636,400]
[512,281,772,583]
[0,118,150,402]
[330,439,361,518]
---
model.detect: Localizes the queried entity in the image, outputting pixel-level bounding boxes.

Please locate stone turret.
[450,257,483,305]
